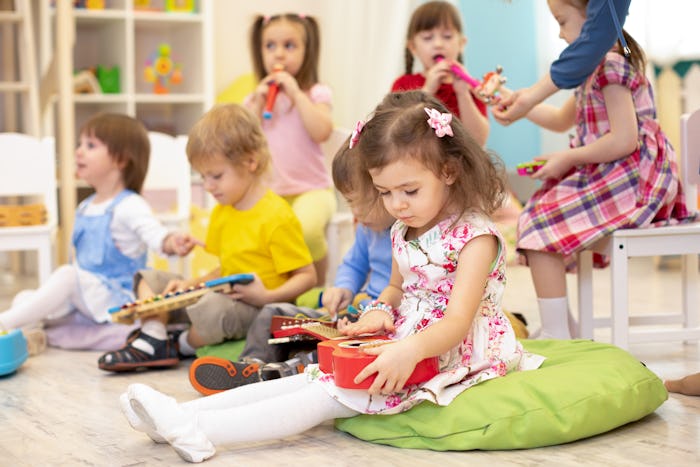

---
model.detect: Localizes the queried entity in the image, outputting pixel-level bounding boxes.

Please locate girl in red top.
[391,1,489,146]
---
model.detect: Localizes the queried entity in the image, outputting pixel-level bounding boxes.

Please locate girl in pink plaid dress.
[118,91,543,463]
[517,0,691,339]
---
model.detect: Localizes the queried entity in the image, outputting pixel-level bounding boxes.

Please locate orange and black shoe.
[189,356,262,396]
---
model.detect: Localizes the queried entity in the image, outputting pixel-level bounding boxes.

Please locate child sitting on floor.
[119,91,544,463]
[0,113,197,352]
[98,104,316,372]
[188,135,394,395]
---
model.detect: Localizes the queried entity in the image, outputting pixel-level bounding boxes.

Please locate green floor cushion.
[195,339,246,361]
[335,339,667,450]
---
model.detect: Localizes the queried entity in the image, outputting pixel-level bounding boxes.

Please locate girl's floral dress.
[308,212,544,415]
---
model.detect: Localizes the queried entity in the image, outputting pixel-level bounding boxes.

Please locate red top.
[391,73,488,118]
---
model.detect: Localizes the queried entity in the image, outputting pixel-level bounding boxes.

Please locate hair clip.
[349,119,365,149]
[298,13,306,19]
[263,15,271,25]
[424,107,453,138]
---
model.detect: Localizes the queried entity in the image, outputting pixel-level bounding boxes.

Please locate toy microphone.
[263,82,279,120]
[434,55,480,89]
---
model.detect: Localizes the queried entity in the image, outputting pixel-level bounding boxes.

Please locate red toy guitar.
[318,337,439,390]
[268,316,342,344]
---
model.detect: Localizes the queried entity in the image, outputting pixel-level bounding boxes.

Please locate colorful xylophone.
[108,273,254,324]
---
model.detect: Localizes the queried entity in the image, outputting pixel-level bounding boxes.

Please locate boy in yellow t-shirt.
[99,104,316,372]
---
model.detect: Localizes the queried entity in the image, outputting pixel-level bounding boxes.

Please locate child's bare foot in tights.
[664,372,700,396]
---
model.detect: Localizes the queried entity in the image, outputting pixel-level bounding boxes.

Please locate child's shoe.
[260,350,316,380]
[98,329,179,372]
[189,356,262,395]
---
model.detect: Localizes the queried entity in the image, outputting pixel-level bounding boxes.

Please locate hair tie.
[297,13,306,19]
[424,107,453,138]
[263,15,271,25]
[349,120,365,149]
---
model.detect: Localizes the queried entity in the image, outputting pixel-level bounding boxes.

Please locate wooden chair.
[142,132,192,276]
[577,109,700,349]
[321,127,355,286]
[0,133,57,285]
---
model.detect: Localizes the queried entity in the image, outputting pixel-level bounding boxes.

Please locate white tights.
[186,373,357,445]
[0,265,85,330]
[124,374,358,462]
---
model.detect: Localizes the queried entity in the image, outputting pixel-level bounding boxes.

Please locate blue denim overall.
[72,190,147,307]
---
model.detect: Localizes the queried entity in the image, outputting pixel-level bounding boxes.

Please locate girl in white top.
[0,114,198,336]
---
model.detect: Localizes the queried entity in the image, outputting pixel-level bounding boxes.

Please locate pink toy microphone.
[434,55,480,89]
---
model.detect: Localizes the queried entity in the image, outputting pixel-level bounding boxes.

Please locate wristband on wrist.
[359,300,395,320]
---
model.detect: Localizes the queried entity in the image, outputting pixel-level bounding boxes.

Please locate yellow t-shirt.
[205,189,312,290]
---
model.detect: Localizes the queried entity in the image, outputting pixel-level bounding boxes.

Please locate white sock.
[0,265,77,330]
[119,392,166,444]
[127,383,215,463]
[537,297,572,339]
[177,330,197,356]
[141,320,167,340]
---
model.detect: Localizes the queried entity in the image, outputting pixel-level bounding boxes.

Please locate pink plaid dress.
[517,52,691,266]
[308,213,544,415]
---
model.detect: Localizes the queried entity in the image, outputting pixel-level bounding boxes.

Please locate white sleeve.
[110,194,170,258]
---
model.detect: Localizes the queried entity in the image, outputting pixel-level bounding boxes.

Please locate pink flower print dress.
[307,212,544,415]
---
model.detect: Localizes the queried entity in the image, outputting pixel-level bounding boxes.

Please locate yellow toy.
[144,43,182,94]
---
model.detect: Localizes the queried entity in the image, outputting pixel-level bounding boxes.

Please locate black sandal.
[98,330,179,372]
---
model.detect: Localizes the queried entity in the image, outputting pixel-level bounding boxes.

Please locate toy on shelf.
[144,43,183,94]
[0,329,28,376]
[165,0,195,13]
[0,203,47,227]
[434,55,507,105]
[73,0,105,9]
[516,160,546,176]
[108,273,254,324]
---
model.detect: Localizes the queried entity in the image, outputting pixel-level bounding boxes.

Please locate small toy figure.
[476,65,507,105]
[434,56,507,105]
[144,43,183,94]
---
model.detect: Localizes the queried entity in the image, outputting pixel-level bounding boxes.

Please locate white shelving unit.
[39,0,213,262]
[60,0,213,135]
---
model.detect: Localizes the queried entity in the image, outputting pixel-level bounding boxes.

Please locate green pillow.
[195,339,246,361]
[335,339,667,450]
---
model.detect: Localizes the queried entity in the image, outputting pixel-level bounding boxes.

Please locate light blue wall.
[459,0,540,168]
